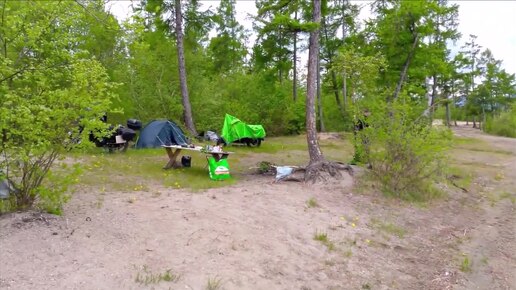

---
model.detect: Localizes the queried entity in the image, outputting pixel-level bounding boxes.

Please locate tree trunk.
[174,0,197,136]
[430,74,438,119]
[331,70,344,115]
[341,0,347,109]
[293,10,298,102]
[445,102,451,127]
[322,15,344,116]
[423,77,432,117]
[481,106,486,131]
[306,0,324,164]
[391,33,419,101]
[473,117,476,128]
[317,58,325,132]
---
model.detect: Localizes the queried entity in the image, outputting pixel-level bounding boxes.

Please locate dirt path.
[451,126,516,290]
[0,126,514,290]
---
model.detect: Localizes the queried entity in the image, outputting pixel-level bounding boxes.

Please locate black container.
[120,127,136,141]
[127,119,142,130]
[181,156,192,168]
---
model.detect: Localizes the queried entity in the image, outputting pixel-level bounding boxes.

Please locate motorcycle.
[90,118,142,152]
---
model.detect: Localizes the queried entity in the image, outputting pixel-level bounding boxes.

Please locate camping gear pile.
[86,114,266,179]
[221,114,266,147]
[90,118,142,152]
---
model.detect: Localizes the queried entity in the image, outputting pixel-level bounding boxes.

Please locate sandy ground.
[0,125,514,290]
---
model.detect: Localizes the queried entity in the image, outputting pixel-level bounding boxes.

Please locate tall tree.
[320,0,359,114]
[253,0,305,88]
[304,0,351,181]
[208,0,246,73]
[174,0,197,135]
[306,0,324,165]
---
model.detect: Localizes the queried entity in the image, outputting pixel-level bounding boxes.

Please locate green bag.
[207,157,231,180]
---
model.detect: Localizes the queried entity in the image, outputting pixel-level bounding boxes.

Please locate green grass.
[460,255,472,272]
[499,191,515,204]
[370,218,406,238]
[72,148,236,192]
[453,136,513,155]
[314,231,335,251]
[206,276,223,290]
[134,266,179,285]
[306,197,319,208]
[68,133,354,193]
[343,249,353,258]
[447,166,474,191]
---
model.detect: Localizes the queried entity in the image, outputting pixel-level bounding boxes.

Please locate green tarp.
[221,114,266,144]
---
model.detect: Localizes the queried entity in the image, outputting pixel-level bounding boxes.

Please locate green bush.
[0,2,115,213]
[358,101,452,201]
[484,106,516,138]
[36,164,82,215]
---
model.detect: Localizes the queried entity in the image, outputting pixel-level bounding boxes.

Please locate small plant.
[499,191,515,204]
[134,266,179,285]
[344,249,353,258]
[370,218,406,238]
[314,231,335,251]
[206,276,223,290]
[306,197,319,208]
[258,161,274,174]
[460,255,472,272]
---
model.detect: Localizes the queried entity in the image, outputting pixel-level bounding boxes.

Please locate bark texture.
[175,0,197,136]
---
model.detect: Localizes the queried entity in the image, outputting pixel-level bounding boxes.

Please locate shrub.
[484,106,516,138]
[0,2,115,213]
[0,59,113,213]
[357,101,452,201]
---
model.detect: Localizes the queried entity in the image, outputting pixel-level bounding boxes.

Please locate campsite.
[1,1,516,290]
[1,125,515,289]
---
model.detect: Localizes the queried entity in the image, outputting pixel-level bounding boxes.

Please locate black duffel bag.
[120,127,136,142]
[127,119,142,130]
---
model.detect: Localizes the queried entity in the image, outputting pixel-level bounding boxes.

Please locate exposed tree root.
[304,160,354,183]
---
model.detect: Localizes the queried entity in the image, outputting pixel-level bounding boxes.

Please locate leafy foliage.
[0,1,115,212]
[358,100,452,201]
[484,106,516,137]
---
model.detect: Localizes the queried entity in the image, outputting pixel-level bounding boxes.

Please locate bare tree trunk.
[473,117,476,128]
[343,69,347,109]
[322,15,344,116]
[331,70,344,115]
[423,77,432,117]
[445,102,451,127]
[306,0,324,164]
[174,0,197,136]
[317,58,325,132]
[293,10,298,102]
[341,0,347,109]
[391,33,419,101]
[481,106,486,131]
[430,74,438,119]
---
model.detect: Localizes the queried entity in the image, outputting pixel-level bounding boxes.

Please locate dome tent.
[135,120,189,148]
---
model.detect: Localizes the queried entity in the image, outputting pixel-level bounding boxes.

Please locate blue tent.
[135,120,189,148]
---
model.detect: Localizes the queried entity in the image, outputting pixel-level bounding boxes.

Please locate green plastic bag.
[207,157,231,180]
